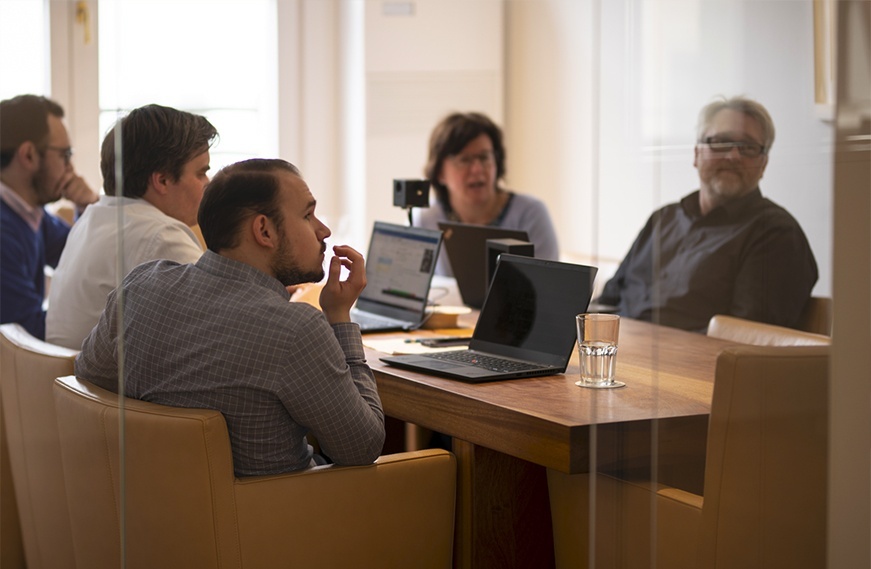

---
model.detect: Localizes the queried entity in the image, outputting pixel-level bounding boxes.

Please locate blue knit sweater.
[1,200,70,339]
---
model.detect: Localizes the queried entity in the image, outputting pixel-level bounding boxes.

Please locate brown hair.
[198,159,301,252]
[100,104,218,197]
[0,94,65,169]
[424,112,506,213]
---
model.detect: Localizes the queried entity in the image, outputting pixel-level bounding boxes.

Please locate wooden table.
[366,318,736,569]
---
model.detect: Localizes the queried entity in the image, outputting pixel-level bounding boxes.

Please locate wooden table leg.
[453,438,555,569]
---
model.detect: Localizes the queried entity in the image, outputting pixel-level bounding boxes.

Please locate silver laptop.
[350,222,443,333]
[381,255,598,382]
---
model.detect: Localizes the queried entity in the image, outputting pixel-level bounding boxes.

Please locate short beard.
[274,265,325,288]
[271,236,325,287]
[32,162,59,206]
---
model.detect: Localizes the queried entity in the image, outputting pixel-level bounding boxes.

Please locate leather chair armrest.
[707,315,830,346]
[548,471,703,569]
[233,449,456,569]
[656,485,703,569]
[605,476,703,569]
[658,486,703,510]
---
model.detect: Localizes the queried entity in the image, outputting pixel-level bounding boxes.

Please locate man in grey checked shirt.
[75,158,385,477]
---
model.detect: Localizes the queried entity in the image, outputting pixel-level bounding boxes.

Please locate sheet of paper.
[363,338,469,356]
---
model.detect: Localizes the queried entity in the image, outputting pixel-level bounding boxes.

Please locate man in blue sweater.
[0,94,98,339]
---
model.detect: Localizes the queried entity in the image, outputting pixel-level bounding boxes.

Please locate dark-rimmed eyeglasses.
[701,137,766,158]
[45,145,73,165]
[449,151,494,170]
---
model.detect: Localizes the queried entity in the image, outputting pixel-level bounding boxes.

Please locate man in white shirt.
[46,104,218,349]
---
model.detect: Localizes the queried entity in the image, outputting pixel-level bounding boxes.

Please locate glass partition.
[6,0,863,566]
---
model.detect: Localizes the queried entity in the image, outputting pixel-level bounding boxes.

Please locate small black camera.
[486,238,534,285]
[393,179,431,208]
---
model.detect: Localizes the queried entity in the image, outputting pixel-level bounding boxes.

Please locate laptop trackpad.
[421,360,461,370]
[384,356,493,377]
[420,360,493,377]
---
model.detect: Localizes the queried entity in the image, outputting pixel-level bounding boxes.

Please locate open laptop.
[437,221,530,309]
[381,255,598,382]
[350,221,443,333]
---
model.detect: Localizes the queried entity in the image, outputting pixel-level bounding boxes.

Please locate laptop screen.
[471,255,598,364]
[359,222,441,313]
[436,221,530,308]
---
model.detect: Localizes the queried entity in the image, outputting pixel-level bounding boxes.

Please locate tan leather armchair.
[0,323,78,569]
[796,295,833,335]
[707,314,831,346]
[547,345,829,569]
[1,403,25,569]
[54,375,457,569]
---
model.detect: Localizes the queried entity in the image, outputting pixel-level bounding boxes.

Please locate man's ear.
[250,214,277,248]
[149,171,171,196]
[693,145,700,169]
[758,154,769,178]
[16,141,40,171]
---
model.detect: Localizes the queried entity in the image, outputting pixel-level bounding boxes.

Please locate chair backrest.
[0,323,78,569]
[53,375,242,569]
[1,403,25,569]
[700,345,828,569]
[795,295,833,335]
[54,375,457,568]
[707,314,831,346]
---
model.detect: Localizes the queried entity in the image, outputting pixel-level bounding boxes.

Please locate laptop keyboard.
[352,310,404,330]
[425,350,542,373]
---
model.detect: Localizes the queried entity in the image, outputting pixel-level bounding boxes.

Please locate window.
[98,0,279,172]
[0,0,48,99]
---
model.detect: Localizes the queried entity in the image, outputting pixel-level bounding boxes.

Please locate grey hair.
[696,96,776,152]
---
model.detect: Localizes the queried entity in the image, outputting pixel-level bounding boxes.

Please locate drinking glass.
[575,313,624,389]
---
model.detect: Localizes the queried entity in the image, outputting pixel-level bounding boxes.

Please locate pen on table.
[403,336,471,346]
[404,336,466,343]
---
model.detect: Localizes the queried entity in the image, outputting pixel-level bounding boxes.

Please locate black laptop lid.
[437,221,529,308]
[469,255,598,368]
[354,221,442,323]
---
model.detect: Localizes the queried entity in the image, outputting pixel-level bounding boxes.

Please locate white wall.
[50,0,101,192]
[505,0,597,261]
[504,0,834,295]
[277,0,367,251]
[49,0,833,297]
[362,0,504,248]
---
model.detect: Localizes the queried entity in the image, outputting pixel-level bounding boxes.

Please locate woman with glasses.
[413,112,559,276]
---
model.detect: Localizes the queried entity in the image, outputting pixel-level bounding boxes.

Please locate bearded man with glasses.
[596,96,818,332]
[0,94,98,339]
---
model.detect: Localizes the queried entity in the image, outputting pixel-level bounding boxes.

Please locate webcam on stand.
[393,179,430,225]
